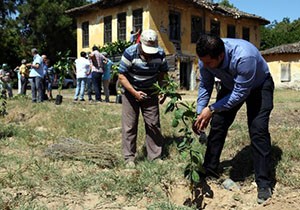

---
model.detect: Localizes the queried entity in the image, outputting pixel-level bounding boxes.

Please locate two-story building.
[66,0,269,90]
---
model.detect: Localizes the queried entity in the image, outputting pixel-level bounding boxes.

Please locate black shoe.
[257,187,272,204]
[79,99,85,101]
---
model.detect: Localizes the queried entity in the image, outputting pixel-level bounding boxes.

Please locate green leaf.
[174,109,185,119]
[191,170,200,183]
[171,118,179,127]
[165,102,175,113]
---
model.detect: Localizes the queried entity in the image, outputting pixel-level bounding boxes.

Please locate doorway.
[180,61,192,90]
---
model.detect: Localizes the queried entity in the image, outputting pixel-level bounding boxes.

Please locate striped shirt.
[118,44,168,91]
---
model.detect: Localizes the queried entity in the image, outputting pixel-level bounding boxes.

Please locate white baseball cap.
[140,29,159,54]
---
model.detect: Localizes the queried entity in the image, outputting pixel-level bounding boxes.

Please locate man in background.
[27,48,44,103]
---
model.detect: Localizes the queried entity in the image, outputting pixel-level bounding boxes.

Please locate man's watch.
[208,105,215,114]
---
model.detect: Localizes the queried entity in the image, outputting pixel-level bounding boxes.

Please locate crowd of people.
[0,47,113,103]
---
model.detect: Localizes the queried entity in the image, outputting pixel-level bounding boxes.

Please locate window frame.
[210,19,220,37]
[117,12,127,41]
[133,8,143,32]
[104,16,112,44]
[82,21,89,48]
[191,16,203,43]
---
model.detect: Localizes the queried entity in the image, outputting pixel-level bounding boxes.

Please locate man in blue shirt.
[27,48,44,103]
[118,29,168,168]
[193,34,274,204]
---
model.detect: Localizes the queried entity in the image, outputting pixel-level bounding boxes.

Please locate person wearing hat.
[118,29,169,168]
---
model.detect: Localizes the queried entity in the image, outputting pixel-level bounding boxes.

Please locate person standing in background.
[89,46,107,103]
[74,51,90,102]
[0,63,13,98]
[19,59,30,95]
[27,48,44,103]
[45,59,56,100]
[102,52,113,103]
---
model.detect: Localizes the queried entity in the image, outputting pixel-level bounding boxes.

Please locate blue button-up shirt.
[29,54,44,78]
[197,38,270,114]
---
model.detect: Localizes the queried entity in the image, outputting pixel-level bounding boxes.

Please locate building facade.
[67,0,269,90]
[261,42,300,90]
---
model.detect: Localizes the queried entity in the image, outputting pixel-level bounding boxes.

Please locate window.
[104,16,112,44]
[242,27,250,41]
[281,63,291,82]
[82,21,89,48]
[210,20,220,37]
[133,9,143,32]
[117,12,126,41]
[169,11,181,41]
[191,16,203,43]
[227,24,236,38]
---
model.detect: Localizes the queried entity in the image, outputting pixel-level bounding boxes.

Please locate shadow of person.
[220,145,282,188]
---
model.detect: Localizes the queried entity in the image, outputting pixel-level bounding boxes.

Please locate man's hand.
[134,91,149,102]
[192,107,213,134]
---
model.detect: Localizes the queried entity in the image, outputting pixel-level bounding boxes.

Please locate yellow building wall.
[75,0,263,58]
[75,0,150,57]
[263,54,300,89]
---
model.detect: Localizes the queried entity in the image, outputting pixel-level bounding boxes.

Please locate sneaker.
[74,98,78,102]
[257,187,272,204]
[79,99,85,101]
[125,160,136,169]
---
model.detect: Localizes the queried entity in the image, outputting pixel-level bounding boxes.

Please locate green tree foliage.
[218,0,235,8]
[0,0,90,68]
[0,1,23,66]
[260,18,300,50]
[17,0,90,61]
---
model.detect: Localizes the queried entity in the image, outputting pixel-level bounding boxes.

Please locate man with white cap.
[118,29,169,168]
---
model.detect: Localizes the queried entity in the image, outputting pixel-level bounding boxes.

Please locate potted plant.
[53,51,74,105]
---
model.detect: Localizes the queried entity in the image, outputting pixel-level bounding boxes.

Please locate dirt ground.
[168,180,300,210]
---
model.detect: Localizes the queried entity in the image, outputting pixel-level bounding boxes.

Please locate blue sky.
[228,0,300,23]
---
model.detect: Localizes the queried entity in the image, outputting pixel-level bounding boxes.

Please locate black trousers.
[204,75,274,188]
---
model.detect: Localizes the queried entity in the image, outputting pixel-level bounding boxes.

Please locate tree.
[16,0,90,62]
[260,18,300,50]
[218,0,235,8]
[0,1,24,66]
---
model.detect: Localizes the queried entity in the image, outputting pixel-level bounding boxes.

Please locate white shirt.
[75,57,90,78]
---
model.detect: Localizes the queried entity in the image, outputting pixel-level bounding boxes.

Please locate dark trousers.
[122,91,163,161]
[204,75,274,188]
[21,76,28,95]
[91,71,103,101]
